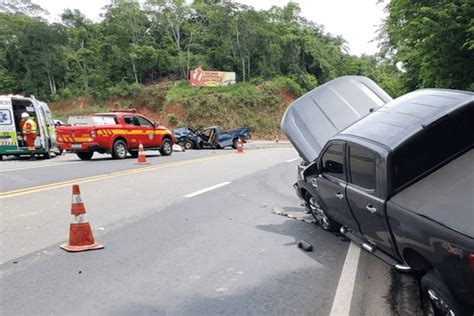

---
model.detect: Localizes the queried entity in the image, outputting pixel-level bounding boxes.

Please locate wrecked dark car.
[173,127,200,150]
[282,76,474,315]
[174,125,251,149]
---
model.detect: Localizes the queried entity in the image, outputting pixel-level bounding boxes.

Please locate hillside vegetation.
[1,0,472,136]
[49,78,298,138]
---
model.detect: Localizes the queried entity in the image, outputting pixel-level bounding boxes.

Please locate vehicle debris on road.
[298,240,314,252]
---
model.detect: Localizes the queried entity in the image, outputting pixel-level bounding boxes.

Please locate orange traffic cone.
[60,184,104,252]
[236,138,244,154]
[136,142,149,165]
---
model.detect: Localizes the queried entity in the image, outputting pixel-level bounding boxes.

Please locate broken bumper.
[294,182,304,201]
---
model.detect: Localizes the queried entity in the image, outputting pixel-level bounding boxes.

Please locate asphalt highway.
[0,145,421,315]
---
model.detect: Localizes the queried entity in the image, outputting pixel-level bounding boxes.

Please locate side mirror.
[303,160,320,178]
[154,122,160,128]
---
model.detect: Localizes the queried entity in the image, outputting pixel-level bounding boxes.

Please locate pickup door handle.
[335,192,344,199]
[366,204,377,214]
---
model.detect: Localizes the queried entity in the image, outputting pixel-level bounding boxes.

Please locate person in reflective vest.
[21,112,38,160]
[19,112,29,147]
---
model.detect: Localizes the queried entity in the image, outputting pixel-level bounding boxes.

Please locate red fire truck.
[56,110,175,160]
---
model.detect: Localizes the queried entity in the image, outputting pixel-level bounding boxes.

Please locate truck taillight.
[470,253,474,270]
[91,130,96,138]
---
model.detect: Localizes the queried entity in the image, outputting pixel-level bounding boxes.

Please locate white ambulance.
[0,95,61,160]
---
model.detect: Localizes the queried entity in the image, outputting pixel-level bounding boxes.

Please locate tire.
[159,138,173,156]
[304,192,340,231]
[232,139,239,149]
[420,270,462,316]
[112,139,128,159]
[184,140,193,150]
[77,152,94,160]
[128,150,138,158]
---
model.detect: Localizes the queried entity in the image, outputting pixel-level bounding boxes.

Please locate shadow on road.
[112,267,337,316]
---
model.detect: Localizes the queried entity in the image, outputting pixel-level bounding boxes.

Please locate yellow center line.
[0,154,233,199]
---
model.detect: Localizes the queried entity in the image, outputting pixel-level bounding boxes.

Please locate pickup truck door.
[316,141,360,229]
[135,116,156,147]
[345,143,394,254]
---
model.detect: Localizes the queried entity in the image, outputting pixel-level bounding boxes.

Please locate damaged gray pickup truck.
[281,76,473,315]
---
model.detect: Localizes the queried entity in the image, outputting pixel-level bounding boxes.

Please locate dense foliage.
[0,0,471,102]
[0,0,404,100]
[380,0,473,92]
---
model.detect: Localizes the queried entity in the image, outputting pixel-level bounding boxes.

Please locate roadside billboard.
[189,66,236,87]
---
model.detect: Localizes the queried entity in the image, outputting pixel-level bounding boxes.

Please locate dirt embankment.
[49,80,294,139]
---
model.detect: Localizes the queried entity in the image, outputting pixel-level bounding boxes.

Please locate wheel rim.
[163,141,172,154]
[309,197,330,229]
[116,143,126,157]
[426,289,455,316]
[185,142,192,150]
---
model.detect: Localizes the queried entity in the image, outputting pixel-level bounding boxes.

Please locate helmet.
[21,112,29,119]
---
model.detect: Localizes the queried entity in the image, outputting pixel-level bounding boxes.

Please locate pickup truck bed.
[390,149,474,238]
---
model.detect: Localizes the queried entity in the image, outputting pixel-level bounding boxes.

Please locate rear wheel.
[304,192,340,231]
[184,140,193,150]
[77,152,94,160]
[112,139,128,159]
[232,138,239,149]
[420,270,461,316]
[159,139,173,156]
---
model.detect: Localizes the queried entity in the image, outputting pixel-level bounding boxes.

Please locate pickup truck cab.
[282,76,474,315]
[57,110,174,160]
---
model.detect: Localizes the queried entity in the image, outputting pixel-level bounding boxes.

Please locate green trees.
[0,13,66,98]
[381,0,473,91]
[2,0,470,101]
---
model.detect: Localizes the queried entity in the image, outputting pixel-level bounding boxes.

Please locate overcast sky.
[33,0,386,56]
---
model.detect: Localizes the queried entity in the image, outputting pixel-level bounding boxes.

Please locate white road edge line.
[329,242,361,316]
[184,182,232,198]
[0,161,82,173]
[286,157,299,163]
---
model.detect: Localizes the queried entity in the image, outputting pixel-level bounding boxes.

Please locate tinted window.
[349,144,376,190]
[321,143,345,180]
[123,116,139,126]
[392,105,473,192]
[136,116,153,127]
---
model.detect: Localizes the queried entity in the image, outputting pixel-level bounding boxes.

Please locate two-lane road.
[0,146,420,315]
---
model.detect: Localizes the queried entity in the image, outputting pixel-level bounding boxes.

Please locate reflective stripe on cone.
[136,142,149,165]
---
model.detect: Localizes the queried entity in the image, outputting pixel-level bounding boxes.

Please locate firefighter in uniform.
[21,112,38,160]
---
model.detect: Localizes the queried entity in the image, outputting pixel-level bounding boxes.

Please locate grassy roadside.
[49,79,298,139]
